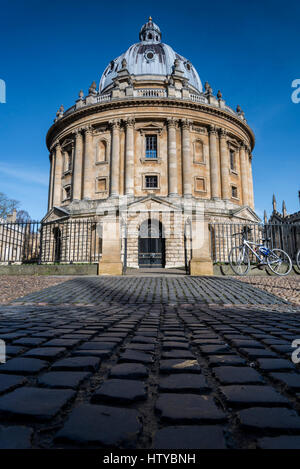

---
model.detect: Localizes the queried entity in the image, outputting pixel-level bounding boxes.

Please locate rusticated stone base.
[98,262,123,276]
[190,257,214,276]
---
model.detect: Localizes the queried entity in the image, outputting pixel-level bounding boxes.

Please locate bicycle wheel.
[229,246,250,275]
[267,248,292,276]
[297,250,300,271]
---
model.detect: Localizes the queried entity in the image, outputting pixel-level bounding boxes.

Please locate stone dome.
[99,17,202,94]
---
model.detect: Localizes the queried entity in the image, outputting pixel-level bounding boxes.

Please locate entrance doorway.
[138,219,165,268]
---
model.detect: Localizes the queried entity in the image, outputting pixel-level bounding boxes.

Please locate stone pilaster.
[181,119,192,197]
[98,216,122,275]
[110,120,121,197]
[53,142,62,207]
[219,129,230,200]
[124,118,135,196]
[208,125,221,199]
[167,118,178,197]
[73,129,83,200]
[48,152,54,210]
[190,217,213,276]
[239,143,249,206]
[83,126,93,199]
[248,152,254,209]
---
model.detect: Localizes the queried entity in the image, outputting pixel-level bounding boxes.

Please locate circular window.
[145,50,155,62]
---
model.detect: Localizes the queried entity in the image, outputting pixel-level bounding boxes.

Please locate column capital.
[240,141,247,150]
[181,119,191,130]
[208,125,218,135]
[219,128,227,139]
[166,117,178,128]
[51,140,61,151]
[74,128,83,138]
[124,117,135,128]
[109,119,121,130]
[83,125,93,135]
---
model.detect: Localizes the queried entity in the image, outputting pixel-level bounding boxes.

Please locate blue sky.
[0,0,299,220]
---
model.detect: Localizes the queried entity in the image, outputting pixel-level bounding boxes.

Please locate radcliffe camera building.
[44,18,259,274]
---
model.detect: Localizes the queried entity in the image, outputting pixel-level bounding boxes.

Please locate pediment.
[136,122,164,134]
[125,196,180,213]
[41,206,70,223]
[231,206,261,223]
[61,139,74,149]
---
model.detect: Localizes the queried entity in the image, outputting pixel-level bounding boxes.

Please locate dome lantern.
[139,16,162,44]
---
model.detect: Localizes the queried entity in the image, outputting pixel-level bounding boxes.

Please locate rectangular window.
[231,186,238,198]
[145,175,158,189]
[145,135,157,158]
[195,177,206,192]
[230,149,236,171]
[96,178,107,192]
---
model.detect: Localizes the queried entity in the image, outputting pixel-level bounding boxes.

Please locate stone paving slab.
[0,301,299,448]
[11,276,289,306]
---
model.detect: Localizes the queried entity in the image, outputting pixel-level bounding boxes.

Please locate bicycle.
[297,249,300,271]
[228,226,292,276]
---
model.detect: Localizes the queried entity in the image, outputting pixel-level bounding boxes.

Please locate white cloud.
[0,163,48,187]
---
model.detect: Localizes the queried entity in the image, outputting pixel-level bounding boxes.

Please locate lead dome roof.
[99,17,202,94]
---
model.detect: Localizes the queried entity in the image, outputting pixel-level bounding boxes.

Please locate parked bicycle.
[229,226,292,276]
[297,249,300,271]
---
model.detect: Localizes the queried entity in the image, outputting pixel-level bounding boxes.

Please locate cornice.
[46,98,255,151]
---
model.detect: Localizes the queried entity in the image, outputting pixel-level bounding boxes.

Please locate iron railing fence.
[0,219,102,264]
[210,223,300,263]
[1,219,299,266]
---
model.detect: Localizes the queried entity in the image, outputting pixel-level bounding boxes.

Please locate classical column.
[181,119,192,197]
[125,118,135,196]
[53,142,63,207]
[219,129,230,200]
[83,126,93,199]
[110,120,121,197]
[48,152,54,210]
[248,152,254,209]
[239,143,249,206]
[167,118,178,197]
[73,129,83,200]
[208,125,221,199]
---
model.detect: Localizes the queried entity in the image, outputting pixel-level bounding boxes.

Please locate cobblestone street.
[0,277,299,449]
[12,276,291,306]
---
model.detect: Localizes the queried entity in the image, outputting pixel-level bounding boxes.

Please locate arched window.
[63,149,72,173]
[53,226,61,262]
[63,185,71,200]
[193,139,204,163]
[96,139,107,163]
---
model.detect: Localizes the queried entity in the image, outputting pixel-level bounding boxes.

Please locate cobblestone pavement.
[232,276,300,306]
[0,276,73,305]
[0,299,300,449]
[12,276,289,306]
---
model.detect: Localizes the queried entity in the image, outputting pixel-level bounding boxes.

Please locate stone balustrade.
[55,89,245,122]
